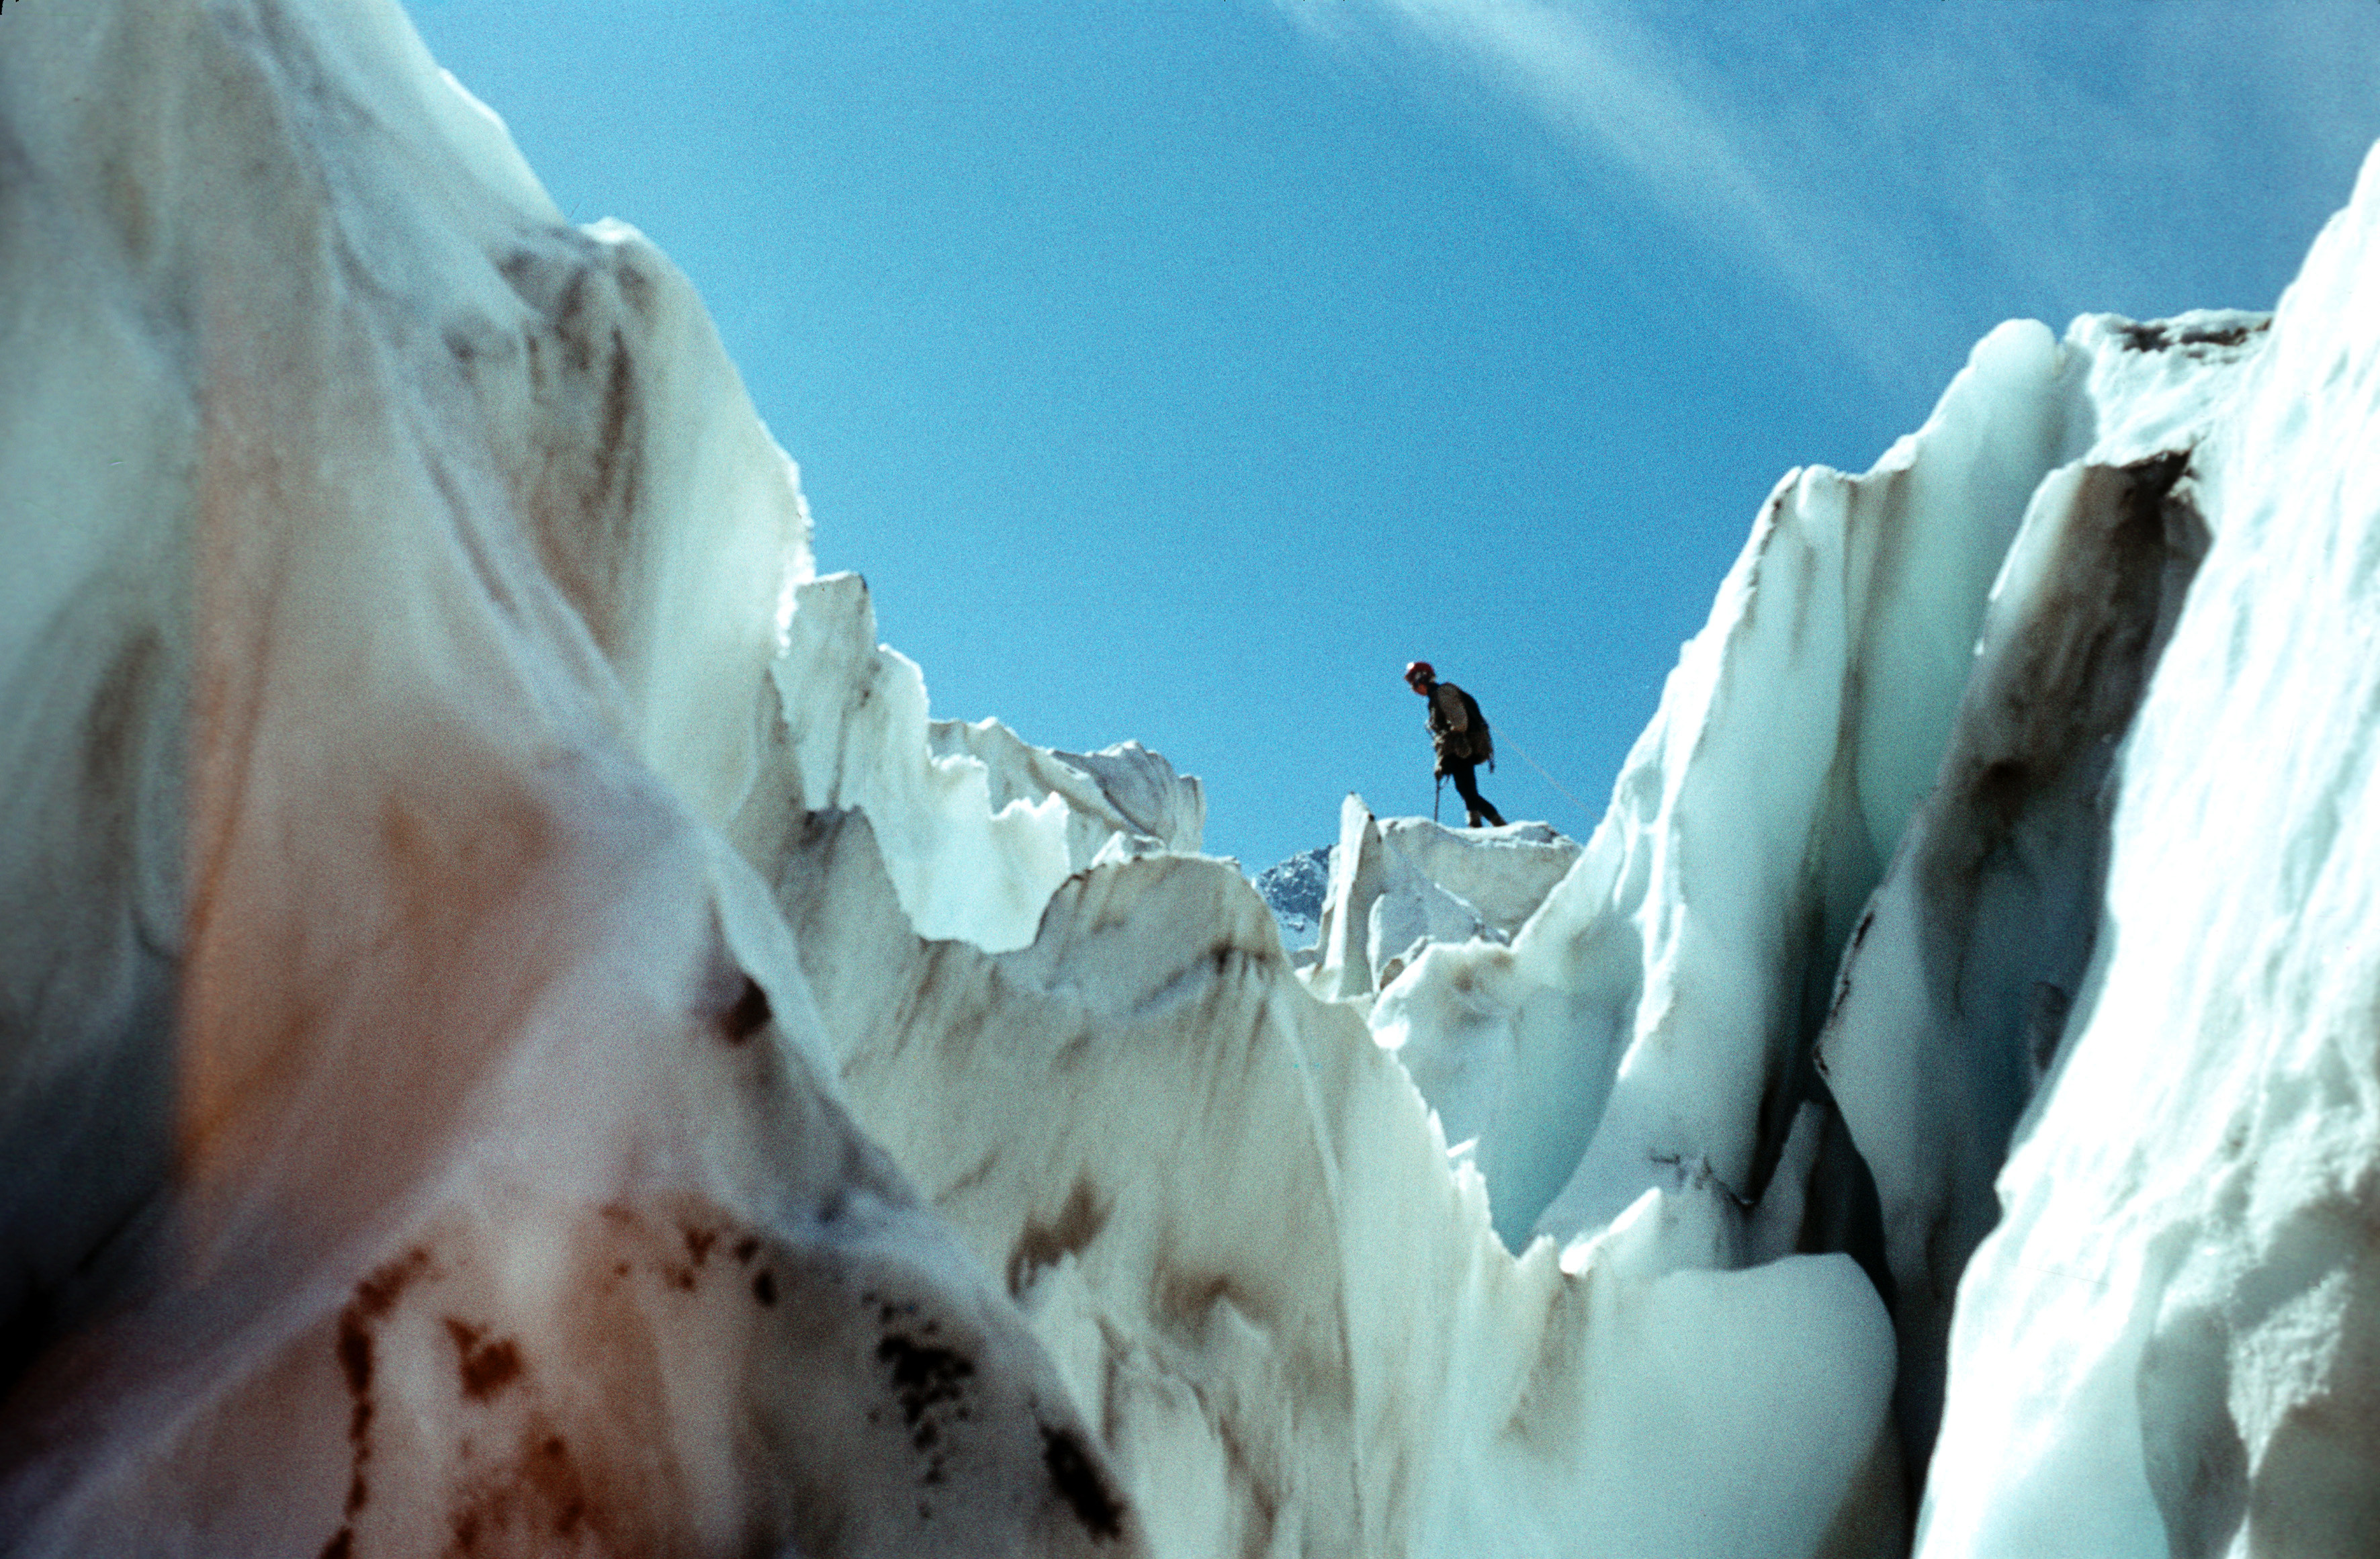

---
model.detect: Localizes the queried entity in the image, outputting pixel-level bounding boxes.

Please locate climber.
[1405,660,1505,828]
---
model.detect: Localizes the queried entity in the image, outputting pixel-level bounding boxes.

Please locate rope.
[1503,736,1601,826]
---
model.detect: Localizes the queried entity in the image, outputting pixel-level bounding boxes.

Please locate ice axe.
[1434,772,1443,823]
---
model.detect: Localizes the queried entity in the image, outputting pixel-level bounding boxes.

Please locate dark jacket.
[1425,682,1492,772]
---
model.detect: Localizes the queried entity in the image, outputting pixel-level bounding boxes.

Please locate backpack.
[1452,685,1493,769]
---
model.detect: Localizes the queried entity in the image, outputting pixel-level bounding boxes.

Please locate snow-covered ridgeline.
[752,571,1204,953]
[928,719,1205,871]
[1252,843,1332,944]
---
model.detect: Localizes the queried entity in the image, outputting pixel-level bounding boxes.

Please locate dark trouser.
[1444,762,1504,828]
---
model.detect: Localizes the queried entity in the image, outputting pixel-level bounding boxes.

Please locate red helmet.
[1404,660,1435,688]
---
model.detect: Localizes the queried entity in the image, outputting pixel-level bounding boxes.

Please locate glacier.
[3,1,2379,1556]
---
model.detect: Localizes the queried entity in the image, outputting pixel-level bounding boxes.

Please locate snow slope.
[773,809,1897,1559]
[1912,156,2380,1559]
[0,3,1139,1552]
[1815,316,2254,1476]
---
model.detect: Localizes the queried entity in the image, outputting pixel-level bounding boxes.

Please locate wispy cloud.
[1274,1,1855,340]
[1273,0,2380,393]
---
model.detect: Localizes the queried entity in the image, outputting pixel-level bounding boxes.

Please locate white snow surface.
[7,0,2380,1555]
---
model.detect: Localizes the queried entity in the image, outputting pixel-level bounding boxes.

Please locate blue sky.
[408,0,2380,873]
